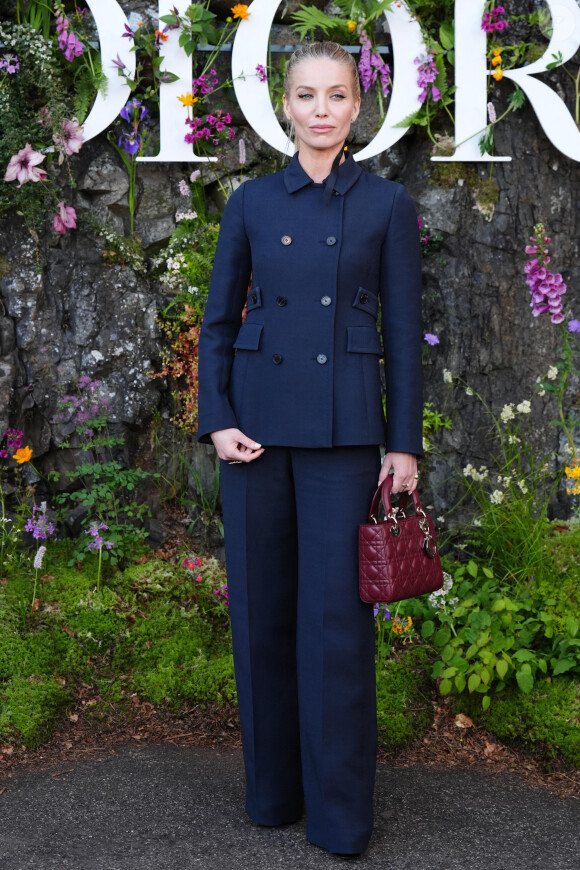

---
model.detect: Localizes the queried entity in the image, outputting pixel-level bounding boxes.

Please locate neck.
[297,145,345,183]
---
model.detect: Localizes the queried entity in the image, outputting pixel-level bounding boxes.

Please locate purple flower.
[424,333,440,346]
[62,31,84,62]
[118,131,141,155]
[112,53,126,70]
[482,6,509,32]
[415,51,441,104]
[121,23,134,39]
[26,506,55,541]
[179,178,190,196]
[120,98,148,124]
[0,54,20,74]
[256,64,267,83]
[568,319,580,332]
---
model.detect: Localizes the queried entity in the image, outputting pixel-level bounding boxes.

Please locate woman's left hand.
[379,451,418,494]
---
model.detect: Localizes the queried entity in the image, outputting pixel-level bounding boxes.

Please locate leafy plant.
[48,377,156,570]
[422,560,580,710]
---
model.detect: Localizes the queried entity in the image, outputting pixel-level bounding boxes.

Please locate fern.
[290,7,348,41]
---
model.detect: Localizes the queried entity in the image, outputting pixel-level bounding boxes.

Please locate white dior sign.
[82,0,580,163]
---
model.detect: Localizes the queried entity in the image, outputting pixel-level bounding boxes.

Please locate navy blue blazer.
[197,151,423,454]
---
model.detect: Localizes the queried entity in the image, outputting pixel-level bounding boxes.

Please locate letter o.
[231,0,427,161]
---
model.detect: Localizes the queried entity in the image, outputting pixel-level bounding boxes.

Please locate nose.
[315,98,329,117]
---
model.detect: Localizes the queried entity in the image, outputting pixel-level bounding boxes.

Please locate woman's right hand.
[210,428,264,463]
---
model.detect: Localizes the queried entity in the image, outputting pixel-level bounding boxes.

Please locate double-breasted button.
[321,296,332,307]
[272,353,283,365]
[250,293,257,304]
[276,296,287,307]
[316,354,328,365]
[326,236,337,246]
[359,293,369,304]
[281,235,292,246]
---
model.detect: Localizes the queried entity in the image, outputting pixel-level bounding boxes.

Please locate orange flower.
[14,446,32,464]
[492,69,503,81]
[155,29,168,41]
[231,4,250,20]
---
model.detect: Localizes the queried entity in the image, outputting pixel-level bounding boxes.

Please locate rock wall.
[1,2,579,547]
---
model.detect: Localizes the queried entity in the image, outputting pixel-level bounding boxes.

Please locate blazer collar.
[283,150,362,196]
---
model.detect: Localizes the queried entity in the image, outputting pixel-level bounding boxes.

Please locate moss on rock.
[376,645,434,752]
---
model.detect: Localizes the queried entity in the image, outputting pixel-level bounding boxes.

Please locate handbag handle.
[368,474,438,558]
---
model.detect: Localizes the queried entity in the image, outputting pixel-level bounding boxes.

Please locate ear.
[351,97,361,123]
[282,94,292,121]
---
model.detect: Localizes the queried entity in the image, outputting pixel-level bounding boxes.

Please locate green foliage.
[376,646,434,752]
[424,560,580,710]
[0,675,73,748]
[48,377,156,570]
[456,677,580,768]
[422,401,452,452]
[0,553,234,747]
[442,374,563,587]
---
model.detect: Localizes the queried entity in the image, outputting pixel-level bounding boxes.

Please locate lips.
[310,125,334,132]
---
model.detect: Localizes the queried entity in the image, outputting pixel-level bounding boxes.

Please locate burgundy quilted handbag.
[359,475,443,604]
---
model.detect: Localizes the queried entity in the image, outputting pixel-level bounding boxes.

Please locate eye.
[297,93,313,99]
[331,94,346,100]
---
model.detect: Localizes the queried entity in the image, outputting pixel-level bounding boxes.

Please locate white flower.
[516,400,531,414]
[500,403,515,422]
[507,434,520,445]
[538,388,546,397]
[490,489,504,504]
[517,480,528,494]
[563,442,574,457]
[465,387,474,396]
[437,516,445,524]
[33,545,46,571]
[547,365,558,380]
[443,369,453,383]
[472,517,482,527]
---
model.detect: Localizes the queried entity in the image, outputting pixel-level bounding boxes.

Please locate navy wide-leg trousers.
[220,445,380,855]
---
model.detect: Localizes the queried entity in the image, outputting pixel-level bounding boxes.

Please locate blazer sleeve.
[380,184,424,457]
[197,183,252,443]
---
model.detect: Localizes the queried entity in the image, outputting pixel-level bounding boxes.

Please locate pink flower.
[53,202,77,235]
[4,143,47,187]
[63,31,84,62]
[53,117,84,164]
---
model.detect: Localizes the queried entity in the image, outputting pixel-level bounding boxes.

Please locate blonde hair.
[284,41,361,102]
[283,42,360,150]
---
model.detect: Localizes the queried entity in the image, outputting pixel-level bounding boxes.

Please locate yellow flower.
[346,20,357,31]
[231,3,250,20]
[492,69,503,81]
[178,92,198,107]
[491,55,502,67]
[14,446,32,464]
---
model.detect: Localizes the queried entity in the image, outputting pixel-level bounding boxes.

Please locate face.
[283,58,360,156]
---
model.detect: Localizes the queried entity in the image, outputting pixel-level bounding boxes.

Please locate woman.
[198,41,423,857]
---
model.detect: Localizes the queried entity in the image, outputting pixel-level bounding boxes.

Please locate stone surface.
[0,744,579,870]
[1,4,580,541]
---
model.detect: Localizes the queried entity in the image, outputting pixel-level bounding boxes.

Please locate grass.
[1,532,579,764]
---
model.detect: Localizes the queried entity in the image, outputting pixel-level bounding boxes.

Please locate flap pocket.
[352,287,379,319]
[346,326,382,355]
[246,286,262,312]
[233,322,263,351]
